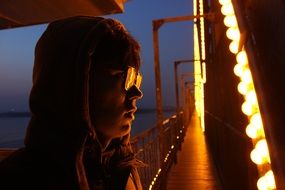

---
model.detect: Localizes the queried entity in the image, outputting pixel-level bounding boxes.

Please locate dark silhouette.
[0,16,144,190]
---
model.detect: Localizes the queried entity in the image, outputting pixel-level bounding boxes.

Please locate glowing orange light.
[236,50,248,65]
[250,149,263,165]
[224,15,238,28]
[218,0,231,5]
[220,1,275,188]
[264,170,276,189]
[240,69,253,84]
[221,4,235,16]
[245,90,258,104]
[257,130,265,138]
[246,123,258,139]
[256,139,270,161]
[237,81,249,95]
[242,101,254,116]
[234,62,247,77]
[257,176,267,190]
[162,119,169,125]
[251,139,271,165]
[226,27,240,41]
[229,40,239,54]
[250,113,263,128]
[246,123,264,139]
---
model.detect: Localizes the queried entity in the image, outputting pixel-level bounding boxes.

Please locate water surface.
[0,112,161,148]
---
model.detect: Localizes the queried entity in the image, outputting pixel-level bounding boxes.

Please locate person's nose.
[127,85,143,100]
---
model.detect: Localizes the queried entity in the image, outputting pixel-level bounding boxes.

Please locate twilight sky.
[0,0,194,112]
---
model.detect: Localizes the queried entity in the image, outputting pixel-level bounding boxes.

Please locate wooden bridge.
[166,112,221,190]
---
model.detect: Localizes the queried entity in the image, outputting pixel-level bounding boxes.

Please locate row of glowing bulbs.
[235,50,275,190]
[148,123,184,190]
[218,0,276,189]
[199,0,206,60]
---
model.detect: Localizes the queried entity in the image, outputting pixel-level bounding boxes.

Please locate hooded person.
[0,16,145,190]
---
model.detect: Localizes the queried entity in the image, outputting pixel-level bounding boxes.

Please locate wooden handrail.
[0,148,17,161]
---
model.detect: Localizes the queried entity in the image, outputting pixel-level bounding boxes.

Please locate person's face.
[92,63,143,141]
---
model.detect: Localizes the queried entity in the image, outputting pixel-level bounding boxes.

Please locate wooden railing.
[0,148,16,161]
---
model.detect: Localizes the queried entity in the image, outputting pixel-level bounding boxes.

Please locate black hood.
[25,16,105,152]
[24,16,138,190]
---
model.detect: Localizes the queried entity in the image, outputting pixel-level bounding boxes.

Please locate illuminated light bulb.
[250,113,263,129]
[250,149,263,165]
[221,4,235,16]
[218,0,231,5]
[229,40,239,54]
[241,69,253,84]
[226,27,240,41]
[163,119,169,125]
[257,176,268,190]
[224,15,238,28]
[237,81,249,95]
[241,101,254,116]
[255,139,270,163]
[250,139,271,165]
[246,123,265,139]
[236,50,248,65]
[257,171,276,190]
[250,114,265,138]
[265,170,276,189]
[233,62,246,77]
[245,90,258,104]
[246,123,258,139]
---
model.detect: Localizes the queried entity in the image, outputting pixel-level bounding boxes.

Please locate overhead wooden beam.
[0,0,125,29]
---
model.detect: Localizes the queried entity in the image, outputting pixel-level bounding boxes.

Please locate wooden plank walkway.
[166,112,222,190]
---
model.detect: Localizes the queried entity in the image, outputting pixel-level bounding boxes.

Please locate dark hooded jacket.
[0,16,143,190]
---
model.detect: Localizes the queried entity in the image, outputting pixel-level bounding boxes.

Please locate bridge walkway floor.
[166,112,222,190]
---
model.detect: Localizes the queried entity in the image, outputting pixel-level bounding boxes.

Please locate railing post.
[152,20,164,122]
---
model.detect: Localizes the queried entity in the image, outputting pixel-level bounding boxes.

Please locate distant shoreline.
[0,112,31,118]
[0,107,175,118]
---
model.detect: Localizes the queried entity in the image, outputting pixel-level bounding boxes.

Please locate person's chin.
[121,123,131,134]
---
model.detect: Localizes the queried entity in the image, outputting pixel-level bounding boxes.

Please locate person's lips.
[124,108,137,120]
